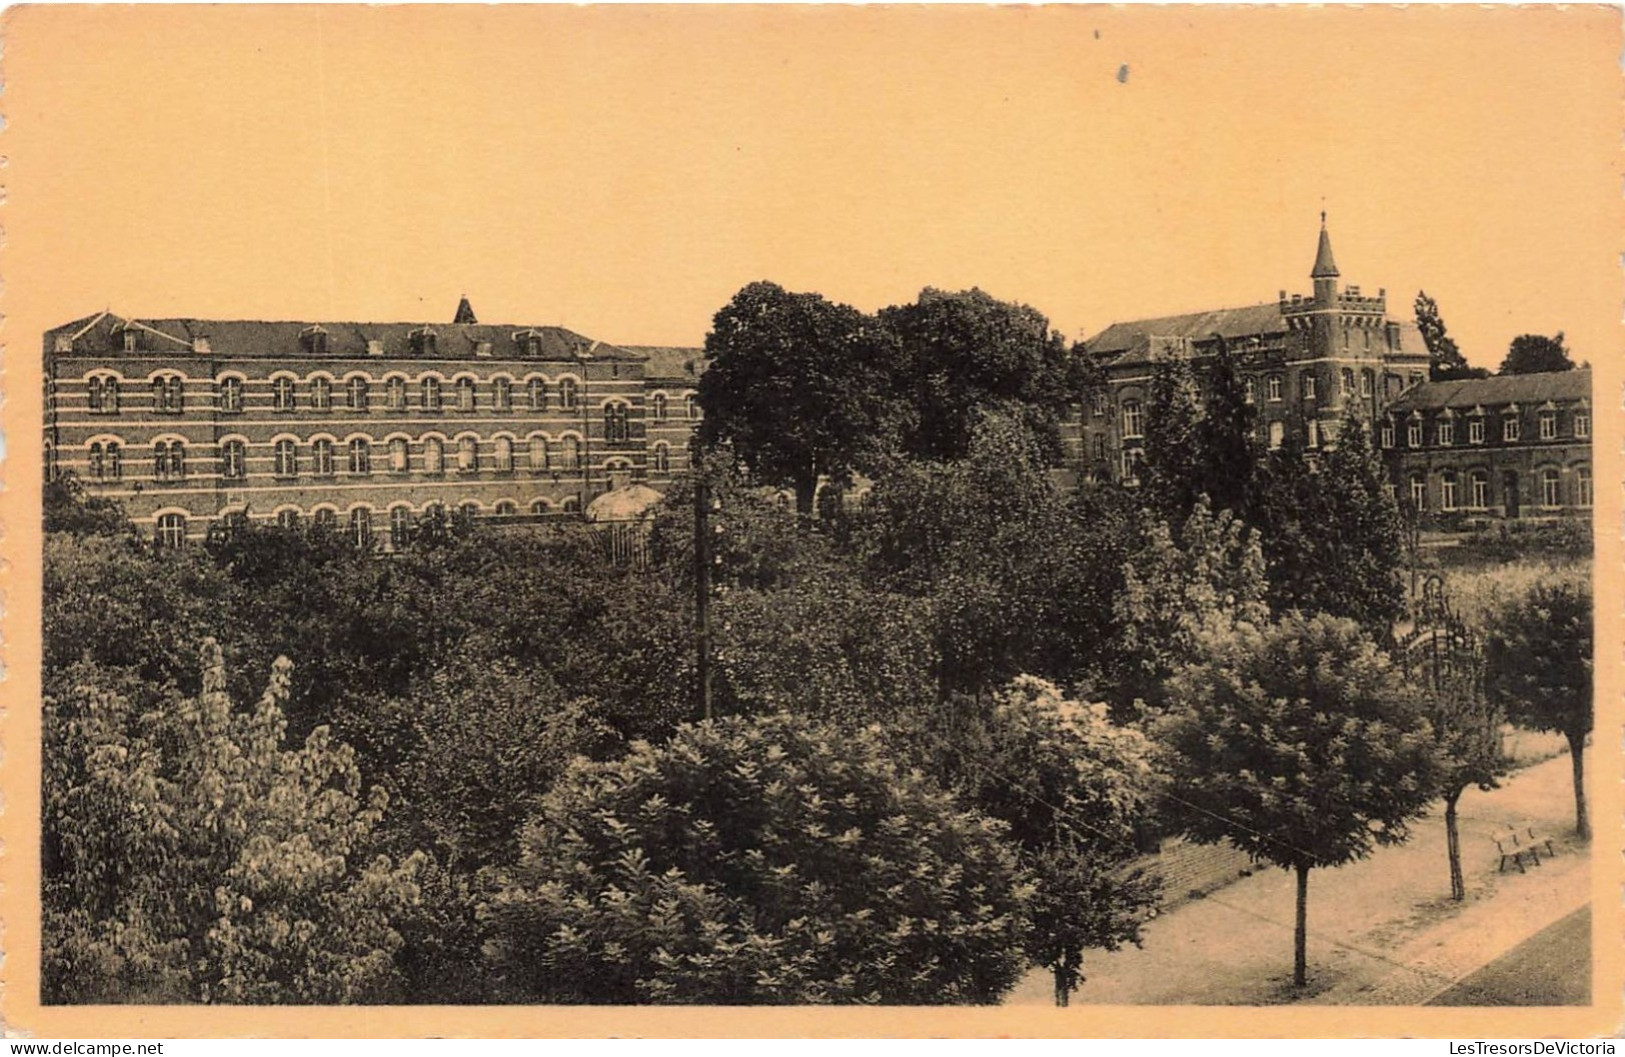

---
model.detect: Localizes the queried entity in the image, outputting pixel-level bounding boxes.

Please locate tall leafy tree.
[698,281,903,514]
[1499,332,1574,375]
[1415,291,1487,381]
[1483,581,1592,838]
[43,641,423,1003]
[945,677,1161,1006]
[880,287,1074,462]
[1139,353,1207,526]
[484,713,1030,1004]
[1195,337,1262,520]
[1415,648,1508,900]
[1158,614,1438,988]
[1255,411,1405,640]
[1111,497,1269,715]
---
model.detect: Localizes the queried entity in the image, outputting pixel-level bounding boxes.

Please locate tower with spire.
[1311,211,1339,304]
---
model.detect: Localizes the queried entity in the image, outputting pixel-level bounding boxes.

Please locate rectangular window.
[1539,412,1557,440]
[1441,475,1458,511]
[1503,416,1521,442]
[1380,421,1395,449]
[1301,373,1316,401]
[1437,419,1454,447]
[1468,418,1485,445]
[1268,421,1284,450]
[1410,476,1427,510]
[1575,411,1591,438]
[1470,474,1489,510]
[1306,420,1320,448]
[1407,420,1423,447]
[1267,376,1283,402]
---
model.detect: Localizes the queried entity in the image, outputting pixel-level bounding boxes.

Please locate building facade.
[1075,219,1432,483]
[44,300,705,547]
[1380,369,1592,523]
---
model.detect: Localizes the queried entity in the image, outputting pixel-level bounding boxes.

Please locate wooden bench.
[1494,825,1557,873]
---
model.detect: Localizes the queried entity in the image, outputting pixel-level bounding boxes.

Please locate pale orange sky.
[5,5,1621,368]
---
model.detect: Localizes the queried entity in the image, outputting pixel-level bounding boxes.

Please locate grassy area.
[1408,553,1591,627]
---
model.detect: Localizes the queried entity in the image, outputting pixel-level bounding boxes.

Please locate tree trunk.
[1293,861,1310,989]
[1053,966,1068,1008]
[1444,791,1465,901]
[1568,730,1589,840]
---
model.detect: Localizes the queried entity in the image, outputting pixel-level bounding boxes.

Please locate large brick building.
[1075,218,1432,483]
[1380,369,1592,523]
[44,300,705,547]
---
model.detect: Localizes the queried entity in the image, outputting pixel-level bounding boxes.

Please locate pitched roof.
[620,345,707,381]
[1386,368,1591,413]
[46,313,645,362]
[1082,302,1288,360]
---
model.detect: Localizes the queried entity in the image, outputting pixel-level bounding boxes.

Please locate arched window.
[528,434,548,472]
[686,394,701,420]
[389,437,409,473]
[495,500,517,517]
[221,439,246,480]
[604,402,630,442]
[347,376,370,411]
[493,377,512,411]
[653,442,670,475]
[1540,467,1561,507]
[88,375,120,413]
[456,377,477,412]
[494,436,514,472]
[1577,466,1593,508]
[561,496,580,514]
[1440,472,1458,511]
[421,377,443,411]
[276,509,300,531]
[1360,369,1375,397]
[560,378,579,410]
[273,376,296,412]
[89,440,122,480]
[154,440,186,481]
[457,435,478,473]
[312,438,335,477]
[310,376,333,411]
[386,376,407,411]
[1121,400,1144,439]
[1470,470,1489,510]
[218,377,244,413]
[153,374,185,413]
[274,439,297,478]
[1409,474,1427,511]
[348,438,372,475]
[313,508,338,532]
[527,377,547,411]
[349,508,374,549]
[561,435,581,472]
[460,502,480,521]
[652,393,668,421]
[389,507,412,551]
[530,499,551,516]
[424,437,445,475]
[1341,368,1355,395]
[156,512,187,549]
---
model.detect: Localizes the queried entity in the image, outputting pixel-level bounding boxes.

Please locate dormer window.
[1575,405,1591,439]
[514,330,544,357]
[121,327,138,353]
[301,326,329,357]
[411,327,438,357]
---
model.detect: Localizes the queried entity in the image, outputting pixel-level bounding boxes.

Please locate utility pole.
[694,477,713,721]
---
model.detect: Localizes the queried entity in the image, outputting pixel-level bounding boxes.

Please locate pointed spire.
[453,295,477,325]
[1311,212,1339,279]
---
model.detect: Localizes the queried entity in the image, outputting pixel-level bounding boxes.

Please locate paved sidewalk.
[1007,748,1590,1006]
